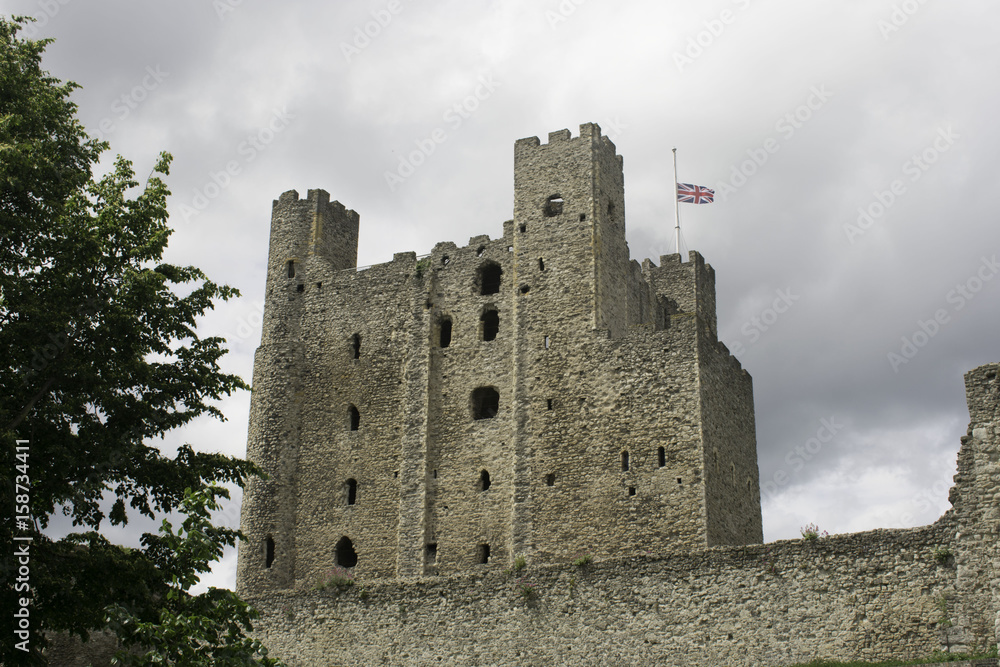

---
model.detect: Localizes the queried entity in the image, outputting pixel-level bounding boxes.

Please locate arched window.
[621,451,630,472]
[346,478,357,505]
[471,387,500,420]
[439,316,452,348]
[478,262,502,295]
[480,308,499,341]
[335,536,358,568]
[264,535,275,569]
[479,469,491,491]
[348,405,360,431]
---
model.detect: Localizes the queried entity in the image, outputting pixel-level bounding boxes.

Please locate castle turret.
[237,189,359,596]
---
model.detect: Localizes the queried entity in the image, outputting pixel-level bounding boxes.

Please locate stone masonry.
[236,124,999,665]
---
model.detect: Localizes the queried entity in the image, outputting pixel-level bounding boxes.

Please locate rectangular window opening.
[628,486,636,497]
[478,543,491,564]
[544,335,550,349]
[546,399,553,410]
[658,446,666,468]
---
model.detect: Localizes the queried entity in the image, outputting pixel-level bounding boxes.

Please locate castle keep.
[237,122,762,594]
[236,124,999,666]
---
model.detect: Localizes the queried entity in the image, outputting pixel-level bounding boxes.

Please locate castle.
[236,124,999,666]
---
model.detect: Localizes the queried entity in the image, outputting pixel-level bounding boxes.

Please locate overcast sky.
[11,0,999,591]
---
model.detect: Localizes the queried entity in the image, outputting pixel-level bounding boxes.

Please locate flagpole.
[672,148,681,257]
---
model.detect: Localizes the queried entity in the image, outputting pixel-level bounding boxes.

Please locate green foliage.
[313,566,356,592]
[105,488,284,666]
[800,523,829,541]
[515,578,538,601]
[513,554,527,572]
[414,257,431,278]
[572,554,593,567]
[0,15,268,663]
[931,545,952,563]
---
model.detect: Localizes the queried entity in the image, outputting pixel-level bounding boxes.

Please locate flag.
[676,183,714,204]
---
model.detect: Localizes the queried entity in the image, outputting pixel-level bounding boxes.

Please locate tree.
[1,16,278,664]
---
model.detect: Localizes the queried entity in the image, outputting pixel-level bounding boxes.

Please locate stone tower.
[237,123,762,597]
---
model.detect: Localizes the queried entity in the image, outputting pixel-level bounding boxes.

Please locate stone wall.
[246,523,966,666]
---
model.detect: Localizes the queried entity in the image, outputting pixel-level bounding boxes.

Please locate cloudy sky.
[12,0,999,590]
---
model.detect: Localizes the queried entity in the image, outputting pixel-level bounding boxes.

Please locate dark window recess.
[658,446,666,468]
[316,282,322,289]
[433,469,438,479]
[349,405,360,431]
[545,473,555,486]
[439,317,453,347]
[579,213,586,222]
[481,309,499,341]
[442,255,450,265]
[677,477,683,485]
[335,536,358,568]
[519,285,530,294]
[480,469,491,491]
[544,194,564,217]
[519,224,527,233]
[628,486,636,497]
[476,245,486,257]
[265,535,275,569]
[607,201,615,216]
[478,543,491,564]
[346,479,357,505]
[479,262,502,295]
[296,283,304,293]
[621,451,630,472]
[426,543,438,563]
[287,260,295,278]
[544,336,550,349]
[538,258,545,271]
[546,399,553,410]
[351,334,361,359]
[471,387,500,420]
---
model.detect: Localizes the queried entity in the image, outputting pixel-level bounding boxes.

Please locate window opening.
[621,451,630,472]
[545,473,555,486]
[519,285,530,294]
[479,469,491,491]
[287,260,295,278]
[607,201,615,216]
[628,486,636,497]
[478,262,502,295]
[476,246,486,257]
[426,543,438,564]
[658,446,666,468]
[349,405,360,431]
[351,334,361,359]
[439,317,452,347]
[481,309,499,341]
[265,535,275,569]
[478,543,491,564]
[335,536,358,568]
[519,224,527,233]
[442,255,450,265]
[471,387,500,420]
[677,477,683,485]
[296,283,304,293]
[345,479,358,505]
[546,399,553,410]
[579,213,586,222]
[538,258,545,271]
[544,336,550,349]
[544,195,564,217]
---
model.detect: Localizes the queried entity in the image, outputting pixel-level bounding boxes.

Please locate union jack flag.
[676,183,714,204]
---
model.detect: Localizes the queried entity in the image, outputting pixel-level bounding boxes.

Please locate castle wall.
[245,524,961,667]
